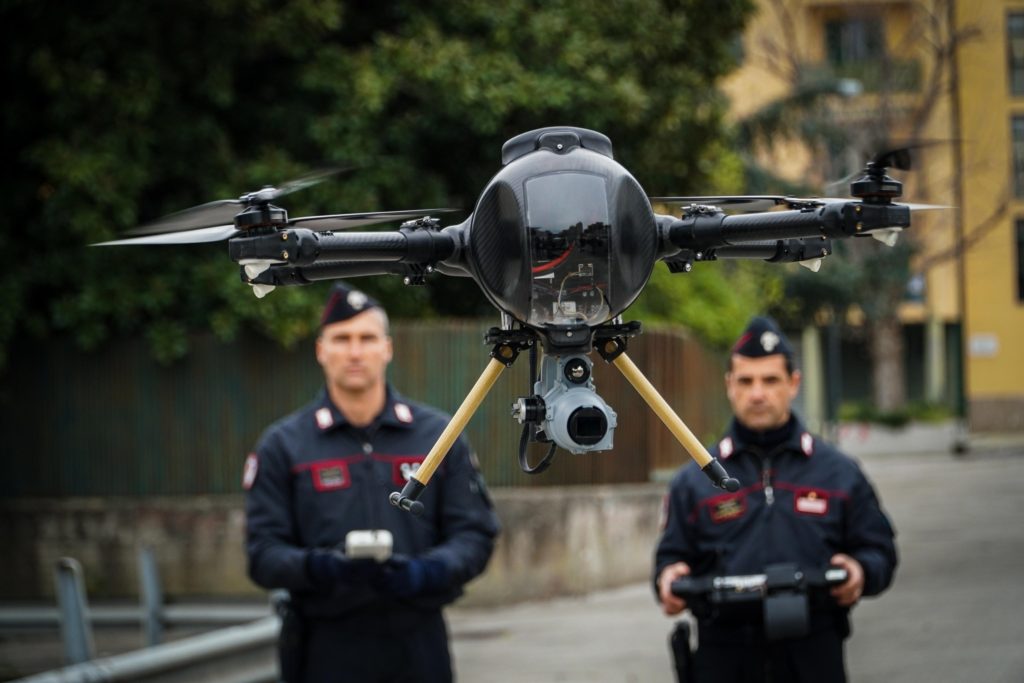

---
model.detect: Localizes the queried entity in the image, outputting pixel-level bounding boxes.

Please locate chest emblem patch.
[388,456,425,486]
[795,489,829,515]
[312,462,350,491]
[710,495,746,523]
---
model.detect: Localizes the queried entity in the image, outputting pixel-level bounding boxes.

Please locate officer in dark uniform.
[244,282,500,683]
[653,316,897,683]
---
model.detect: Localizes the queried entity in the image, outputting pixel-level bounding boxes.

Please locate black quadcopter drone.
[100,125,935,514]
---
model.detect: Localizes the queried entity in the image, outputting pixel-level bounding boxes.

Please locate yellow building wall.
[723,0,1023,421]
[955,1,1024,400]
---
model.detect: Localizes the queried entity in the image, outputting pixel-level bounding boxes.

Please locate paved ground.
[448,443,1024,682]
[3,439,1022,681]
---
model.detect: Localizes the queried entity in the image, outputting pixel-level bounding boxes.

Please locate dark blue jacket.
[654,417,897,631]
[245,386,500,618]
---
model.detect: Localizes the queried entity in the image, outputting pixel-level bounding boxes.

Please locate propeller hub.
[235,203,288,230]
[850,164,903,204]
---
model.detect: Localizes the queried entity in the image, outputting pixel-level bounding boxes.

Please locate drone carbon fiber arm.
[661,201,910,253]
[228,227,459,266]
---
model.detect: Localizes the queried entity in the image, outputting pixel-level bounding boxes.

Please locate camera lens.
[567,406,608,445]
[563,358,590,384]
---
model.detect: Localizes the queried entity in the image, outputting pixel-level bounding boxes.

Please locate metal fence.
[1,321,729,495]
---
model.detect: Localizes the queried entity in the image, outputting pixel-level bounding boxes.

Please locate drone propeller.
[654,140,955,215]
[94,208,461,247]
[96,225,239,246]
[651,194,947,214]
[127,168,348,237]
[649,196,796,212]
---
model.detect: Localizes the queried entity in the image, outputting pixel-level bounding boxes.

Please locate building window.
[1014,117,1024,198]
[1008,13,1024,96]
[826,18,885,66]
[822,15,919,92]
[1017,220,1024,302]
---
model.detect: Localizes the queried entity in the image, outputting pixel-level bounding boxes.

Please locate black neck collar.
[732,414,797,451]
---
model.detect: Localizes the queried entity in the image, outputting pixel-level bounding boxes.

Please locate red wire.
[531,243,575,274]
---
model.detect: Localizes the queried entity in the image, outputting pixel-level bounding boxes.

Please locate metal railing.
[11,617,278,683]
[4,549,278,682]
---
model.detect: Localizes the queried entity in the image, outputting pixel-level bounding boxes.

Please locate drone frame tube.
[666,202,910,251]
[607,348,739,492]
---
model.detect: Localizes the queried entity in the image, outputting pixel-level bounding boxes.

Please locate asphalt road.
[448,446,1024,682]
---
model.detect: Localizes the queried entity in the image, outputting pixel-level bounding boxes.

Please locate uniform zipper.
[762,456,774,506]
[362,441,377,530]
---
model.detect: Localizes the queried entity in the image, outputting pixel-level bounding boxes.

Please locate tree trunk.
[869,316,906,413]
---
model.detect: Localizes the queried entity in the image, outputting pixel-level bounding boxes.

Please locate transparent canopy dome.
[525,172,612,327]
[466,127,658,333]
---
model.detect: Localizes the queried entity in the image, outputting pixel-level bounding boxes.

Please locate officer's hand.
[306,549,378,588]
[657,562,691,616]
[372,554,449,599]
[829,553,865,607]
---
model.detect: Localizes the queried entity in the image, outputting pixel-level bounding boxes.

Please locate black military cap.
[320,282,381,327]
[731,316,793,359]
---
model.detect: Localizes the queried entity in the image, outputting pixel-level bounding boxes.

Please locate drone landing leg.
[389,357,507,514]
[604,347,739,492]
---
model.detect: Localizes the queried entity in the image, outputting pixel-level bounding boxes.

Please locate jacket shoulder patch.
[242,453,259,490]
[394,402,414,423]
[315,407,334,430]
[800,432,814,456]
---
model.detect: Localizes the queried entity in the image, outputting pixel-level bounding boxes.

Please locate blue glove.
[372,554,450,598]
[306,549,377,588]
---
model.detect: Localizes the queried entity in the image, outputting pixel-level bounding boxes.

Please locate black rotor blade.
[127,167,349,237]
[874,148,912,171]
[869,139,957,171]
[127,200,244,236]
[94,225,239,246]
[653,194,948,215]
[96,207,466,246]
[804,197,950,211]
[651,195,821,213]
[266,167,349,201]
[288,208,460,230]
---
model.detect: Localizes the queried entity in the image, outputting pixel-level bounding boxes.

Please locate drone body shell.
[465,127,658,329]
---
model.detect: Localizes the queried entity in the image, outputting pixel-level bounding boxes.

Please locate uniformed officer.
[653,316,897,683]
[244,282,500,683]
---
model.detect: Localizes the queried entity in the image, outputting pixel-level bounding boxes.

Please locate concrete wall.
[0,485,666,607]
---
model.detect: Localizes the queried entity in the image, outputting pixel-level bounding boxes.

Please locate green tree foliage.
[632,261,783,348]
[4,0,757,366]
